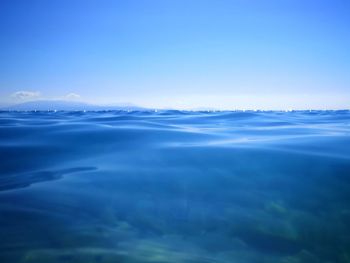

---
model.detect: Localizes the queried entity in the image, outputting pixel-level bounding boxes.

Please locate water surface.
[1,110,350,262]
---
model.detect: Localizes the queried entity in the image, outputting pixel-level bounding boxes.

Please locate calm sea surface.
[1,110,350,263]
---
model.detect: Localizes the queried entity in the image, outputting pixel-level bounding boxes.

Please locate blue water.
[1,110,350,263]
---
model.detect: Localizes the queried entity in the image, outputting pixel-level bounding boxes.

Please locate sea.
[0,110,350,263]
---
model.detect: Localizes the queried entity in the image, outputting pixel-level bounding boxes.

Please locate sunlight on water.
[0,110,350,262]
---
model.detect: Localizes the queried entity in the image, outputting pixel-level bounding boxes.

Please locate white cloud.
[11,91,41,101]
[65,93,81,100]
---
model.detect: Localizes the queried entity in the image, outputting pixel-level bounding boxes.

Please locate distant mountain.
[1,100,147,111]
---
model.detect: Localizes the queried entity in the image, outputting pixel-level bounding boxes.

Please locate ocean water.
[0,110,350,263]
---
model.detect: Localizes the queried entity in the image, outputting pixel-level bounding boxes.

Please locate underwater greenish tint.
[0,110,350,263]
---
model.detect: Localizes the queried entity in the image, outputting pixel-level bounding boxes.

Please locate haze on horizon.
[1,0,349,110]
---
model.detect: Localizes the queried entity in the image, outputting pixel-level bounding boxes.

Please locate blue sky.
[1,0,349,109]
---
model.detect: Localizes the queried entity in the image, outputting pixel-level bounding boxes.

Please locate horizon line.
[1,99,349,112]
